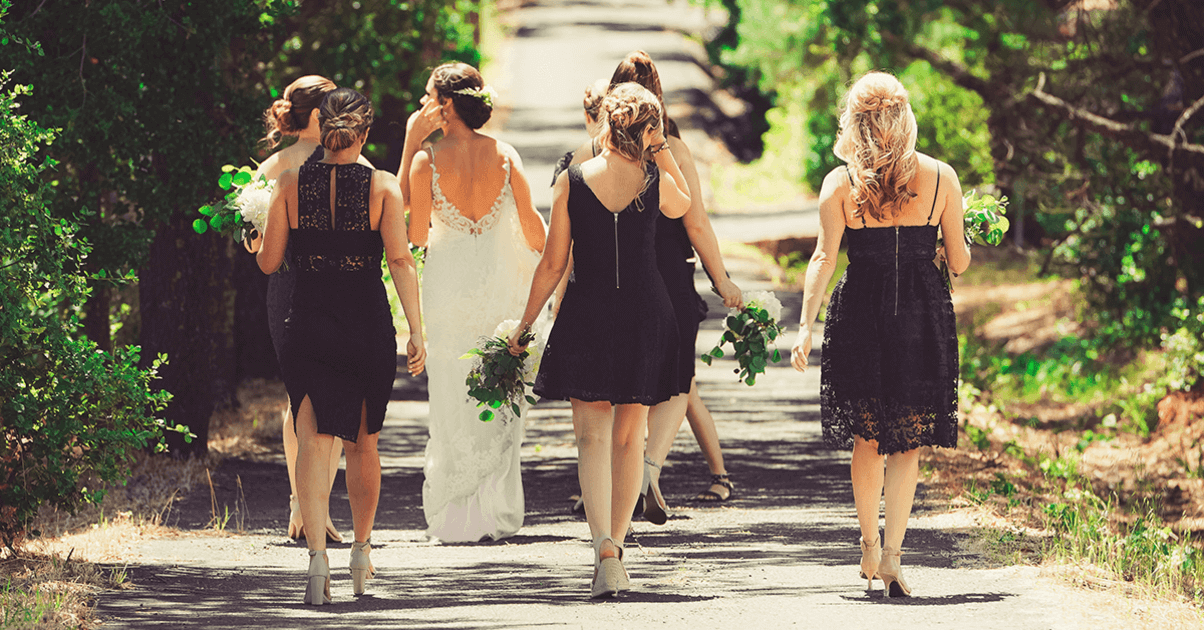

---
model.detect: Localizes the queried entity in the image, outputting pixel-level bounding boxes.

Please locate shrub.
[0,73,181,552]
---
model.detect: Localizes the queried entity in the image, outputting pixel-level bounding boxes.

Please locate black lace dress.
[266,146,324,363]
[534,163,680,404]
[280,162,396,442]
[820,170,959,454]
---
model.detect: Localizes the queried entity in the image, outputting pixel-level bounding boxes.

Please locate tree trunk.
[82,283,112,353]
[138,213,237,457]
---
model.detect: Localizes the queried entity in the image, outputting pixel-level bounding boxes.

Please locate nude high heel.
[288,495,304,539]
[287,495,343,543]
[350,541,375,596]
[859,535,881,589]
[591,536,622,599]
[878,547,911,597]
[303,550,332,605]
[642,456,669,525]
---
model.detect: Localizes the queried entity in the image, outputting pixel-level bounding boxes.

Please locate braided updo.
[833,71,919,222]
[261,75,336,148]
[599,82,663,163]
[431,62,492,130]
[318,88,374,152]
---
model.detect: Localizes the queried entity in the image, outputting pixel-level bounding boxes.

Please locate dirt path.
[91,1,1154,627]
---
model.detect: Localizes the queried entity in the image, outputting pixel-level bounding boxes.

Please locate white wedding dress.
[421,148,542,542]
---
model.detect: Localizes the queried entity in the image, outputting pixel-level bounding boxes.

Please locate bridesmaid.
[508,83,692,598]
[258,88,426,604]
[253,75,367,543]
[568,52,743,521]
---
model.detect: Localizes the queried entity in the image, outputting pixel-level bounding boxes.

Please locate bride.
[402,63,547,542]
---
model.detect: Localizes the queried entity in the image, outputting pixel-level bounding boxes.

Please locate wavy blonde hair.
[833,72,919,222]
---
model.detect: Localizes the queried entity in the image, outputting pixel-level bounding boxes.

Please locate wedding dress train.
[421,151,542,542]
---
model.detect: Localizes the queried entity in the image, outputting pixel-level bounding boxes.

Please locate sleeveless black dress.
[551,144,703,396]
[820,168,958,455]
[534,163,679,405]
[280,162,396,442]
[266,146,324,363]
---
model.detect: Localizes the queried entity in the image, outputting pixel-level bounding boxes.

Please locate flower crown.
[453,85,497,108]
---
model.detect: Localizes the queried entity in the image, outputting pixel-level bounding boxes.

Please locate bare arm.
[937,162,971,276]
[791,169,847,371]
[504,144,548,253]
[256,169,296,274]
[653,139,691,219]
[379,172,427,376]
[670,136,742,309]
[508,172,573,354]
[399,100,442,214]
[407,149,433,248]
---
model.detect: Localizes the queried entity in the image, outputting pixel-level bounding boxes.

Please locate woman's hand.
[791,329,813,372]
[716,277,743,309]
[406,336,427,376]
[407,98,444,143]
[643,121,667,153]
[243,229,263,254]
[506,325,530,357]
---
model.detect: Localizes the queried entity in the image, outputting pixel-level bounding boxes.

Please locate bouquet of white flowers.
[194,164,271,241]
[461,320,543,422]
[701,291,785,386]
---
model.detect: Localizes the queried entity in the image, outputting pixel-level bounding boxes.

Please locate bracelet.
[649,142,669,154]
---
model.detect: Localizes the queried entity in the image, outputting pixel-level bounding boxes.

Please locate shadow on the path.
[839,592,1014,606]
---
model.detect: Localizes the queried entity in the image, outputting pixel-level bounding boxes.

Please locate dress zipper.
[894,226,900,316]
[614,213,620,289]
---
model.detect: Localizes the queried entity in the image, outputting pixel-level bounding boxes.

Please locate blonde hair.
[833,72,919,222]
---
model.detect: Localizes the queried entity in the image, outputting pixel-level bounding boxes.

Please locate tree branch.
[1029,72,1204,170]
[880,32,997,100]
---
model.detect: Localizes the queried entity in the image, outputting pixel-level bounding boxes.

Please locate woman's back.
[428,137,512,223]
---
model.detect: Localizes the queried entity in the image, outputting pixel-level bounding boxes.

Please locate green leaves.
[702,304,785,386]
[464,335,535,423]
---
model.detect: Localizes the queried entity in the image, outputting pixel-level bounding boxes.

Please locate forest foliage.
[710,0,1204,411]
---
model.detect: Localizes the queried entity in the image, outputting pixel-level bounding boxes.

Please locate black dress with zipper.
[533,162,679,405]
[819,169,959,455]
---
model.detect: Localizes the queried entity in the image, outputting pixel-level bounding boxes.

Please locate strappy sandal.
[693,473,734,502]
[642,456,668,525]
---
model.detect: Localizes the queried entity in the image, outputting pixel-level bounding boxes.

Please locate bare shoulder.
[373,168,400,187]
[496,139,525,169]
[821,166,851,194]
[667,135,693,159]
[277,167,300,188]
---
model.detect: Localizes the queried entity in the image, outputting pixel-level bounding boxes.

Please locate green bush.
[0,73,179,551]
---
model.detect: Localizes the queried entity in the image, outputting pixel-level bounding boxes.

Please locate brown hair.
[318,88,374,152]
[261,75,337,148]
[833,72,919,222]
[583,78,610,121]
[431,62,492,130]
[609,50,680,138]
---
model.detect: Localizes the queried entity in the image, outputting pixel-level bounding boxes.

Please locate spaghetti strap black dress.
[534,162,680,405]
[819,167,959,455]
[280,162,397,442]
